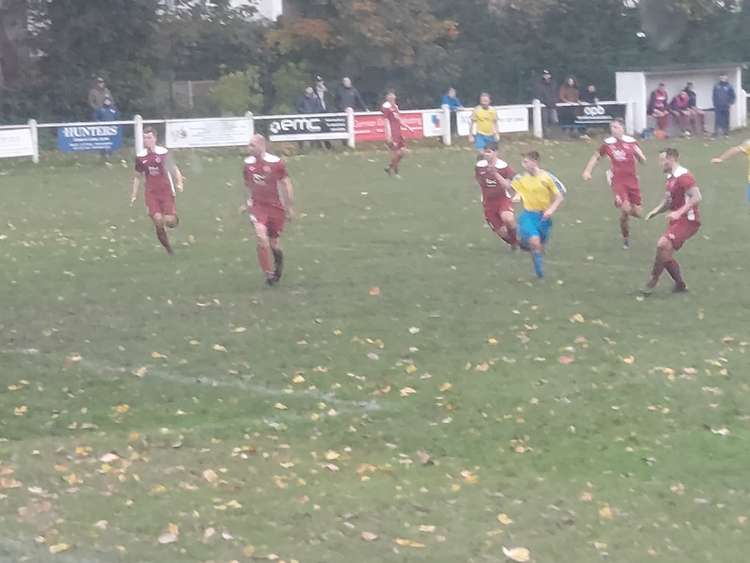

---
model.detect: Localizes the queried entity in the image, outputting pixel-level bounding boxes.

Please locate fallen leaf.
[622,355,635,365]
[599,504,614,520]
[558,355,575,365]
[400,386,417,397]
[113,404,129,415]
[439,382,453,392]
[212,344,227,353]
[711,427,731,436]
[158,523,179,544]
[395,538,426,548]
[497,513,513,525]
[405,364,418,374]
[569,313,585,323]
[99,452,120,463]
[133,366,148,378]
[418,525,436,533]
[151,351,167,359]
[49,543,72,554]
[361,531,379,542]
[368,287,380,296]
[94,520,108,530]
[242,545,256,557]
[0,478,22,489]
[202,469,219,483]
[502,546,531,562]
[416,450,433,465]
[408,327,421,335]
[475,362,490,372]
[324,450,340,461]
[273,402,288,410]
[232,326,247,333]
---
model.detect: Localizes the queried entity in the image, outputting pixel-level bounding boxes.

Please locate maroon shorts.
[483,198,514,232]
[609,175,641,207]
[250,205,286,238]
[145,190,176,217]
[664,218,700,250]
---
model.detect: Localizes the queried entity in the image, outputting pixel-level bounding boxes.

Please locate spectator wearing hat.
[88,76,113,120]
[533,70,558,129]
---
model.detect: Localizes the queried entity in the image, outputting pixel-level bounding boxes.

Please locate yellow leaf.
[395,538,426,548]
[14,405,28,416]
[405,364,418,374]
[439,382,453,392]
[49,543,72,554]
[488,337,498,345]
[324,450,340,461]
[461,470,478,484]
[622,355,635,365]
[599,504,614,520]
[497,513,513,525]
[502,546,530,562]
[292,374,305,384]
[113,404,129,415]
[151,351,167,359]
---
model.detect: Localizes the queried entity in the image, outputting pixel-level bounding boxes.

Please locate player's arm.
[279,177,295,220]
[384,117,392,144]
[469,111,476,142]
[669,186,702,221]
[166,154,184,192]
[542,181,564,219]
[130,175,140,207]
[645,194,671,221]
[634,145,647,164]
[582,152,601,181]
[711,141,748,163]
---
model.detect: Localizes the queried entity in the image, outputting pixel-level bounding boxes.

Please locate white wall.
[616,72,647,132]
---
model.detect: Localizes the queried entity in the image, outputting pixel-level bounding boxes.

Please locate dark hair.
[143,126,157,137]
[483,141,498,152]
[524,150,541,162]
[612,117,625,126]
[659,147,679,159]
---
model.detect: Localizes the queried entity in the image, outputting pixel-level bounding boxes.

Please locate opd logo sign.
[269,117,322,135]
[583,105,606,116]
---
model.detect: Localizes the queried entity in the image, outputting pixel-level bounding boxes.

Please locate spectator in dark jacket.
[297,86,323,114]
[335,77,368,112]
[441,87,463,135]
[95,97,119,160]
[713,74,736,137]
[581,84,599,104]
[533,69,558,127]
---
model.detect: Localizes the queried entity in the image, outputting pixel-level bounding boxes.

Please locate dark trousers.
[715,108,730,135]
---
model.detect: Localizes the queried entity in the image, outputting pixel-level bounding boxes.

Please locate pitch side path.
[1,137,748,562]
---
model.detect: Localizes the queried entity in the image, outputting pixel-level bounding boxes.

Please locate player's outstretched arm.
[645,196,669,221]
[711,143,746,164]
[130,176,140,207]
[582,153,600,181]
[173,166,184,192]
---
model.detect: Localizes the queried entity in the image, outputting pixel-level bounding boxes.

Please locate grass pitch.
[0,135,749,562]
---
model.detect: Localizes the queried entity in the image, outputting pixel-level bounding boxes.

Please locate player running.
[130,127,184,255]
[475,142,518,249]
[382,90,413,177]
[582,118,646,249]
[642,148,702,295]
[506,151,565,279]
[243,134,295,286]
[711,138,750,204]
[469,93,499,152]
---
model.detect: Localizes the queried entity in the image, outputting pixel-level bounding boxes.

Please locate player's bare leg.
[499,211,518,249]
[618,199,631,248]
[270,236,284,283]
[253,222,276,285]
[151,213,173,255]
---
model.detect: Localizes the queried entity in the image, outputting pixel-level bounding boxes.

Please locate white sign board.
[165,118,252,149]
[457,107,530,136]
[421,110,445,137]
[0,127,34,158]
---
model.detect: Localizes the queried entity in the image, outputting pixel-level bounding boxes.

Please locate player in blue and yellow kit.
[508,151,565,279]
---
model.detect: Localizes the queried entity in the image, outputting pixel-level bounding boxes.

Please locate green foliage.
[269,61,311,114]
[209,66,264,116]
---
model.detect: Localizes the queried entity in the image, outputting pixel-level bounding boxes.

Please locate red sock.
[649,256,665,286]
[501,228,518,247]
[257,243,273,274]
[155,226,172,253]
[664,259,684,285]
[390,152,403,174]
[658,115,668,130]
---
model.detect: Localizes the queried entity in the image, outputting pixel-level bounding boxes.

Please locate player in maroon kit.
[130,127,184,255]
[582,118,647,248]
[382,90,413,177]
[475,142,518,249]
[648,83,670,132]
[242,134,295,286]
[642,148,702,295]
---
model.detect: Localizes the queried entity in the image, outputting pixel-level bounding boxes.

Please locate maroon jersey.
[671,91,689,111]
[243,153,288,211]
[651,89,668,112]
[666,166,700,223]
[475,158,515,203]
[135,146,175,194]
[382,101,402,141]
[599,135,640,179]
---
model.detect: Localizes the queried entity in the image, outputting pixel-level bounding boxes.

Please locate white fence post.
[441,104,452,146]
[625,101,636,135]
[245,111,255,138]
[346,108,356,149]
[134,115,144,155]
[28,119,39,164]
[532,99,543,139]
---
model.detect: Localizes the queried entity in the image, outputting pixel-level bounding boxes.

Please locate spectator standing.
[533,70,558,128]
[335,77,368,112]
[647,83,670,133]
[558,76,581,134]
[441,87,463,136]
[88,76,113,119]
[581,84,599,104]
[295,87,323,151]
[684,82,705,134]
[713,73,736,137]
[95,97,119,160]
[313,75,333,149]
